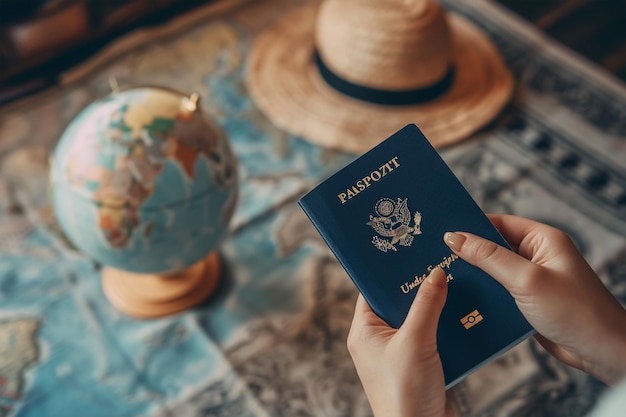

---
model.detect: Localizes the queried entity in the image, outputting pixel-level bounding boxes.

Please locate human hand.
[347,268,456,417]
[444,214,626,386]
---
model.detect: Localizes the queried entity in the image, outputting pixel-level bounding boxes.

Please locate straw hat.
[246,0,514,153]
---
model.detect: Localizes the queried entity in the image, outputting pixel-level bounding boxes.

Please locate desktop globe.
[50,86,238,318]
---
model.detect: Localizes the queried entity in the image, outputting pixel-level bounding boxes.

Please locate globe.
[50,86,239,317]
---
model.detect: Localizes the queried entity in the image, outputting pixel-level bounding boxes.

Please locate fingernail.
[427,267,447,288]
[444,232,466,251]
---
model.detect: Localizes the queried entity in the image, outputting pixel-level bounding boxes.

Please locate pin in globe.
[50,86,239,318]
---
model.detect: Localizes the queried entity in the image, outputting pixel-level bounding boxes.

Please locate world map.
[0,319,39,417]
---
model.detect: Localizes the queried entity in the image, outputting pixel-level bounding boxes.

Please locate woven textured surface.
[246,1,514,152]
[0,0,625,416]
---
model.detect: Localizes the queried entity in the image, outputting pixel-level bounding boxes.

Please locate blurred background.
[0,0,625,105]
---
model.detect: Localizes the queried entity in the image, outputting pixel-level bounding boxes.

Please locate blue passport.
[298,124,534,388]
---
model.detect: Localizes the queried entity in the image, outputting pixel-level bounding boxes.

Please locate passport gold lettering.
[400,253,458,294]
[427,253,458,271]
[337,156,400,203]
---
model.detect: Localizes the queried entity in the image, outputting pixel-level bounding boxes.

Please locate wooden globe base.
[101,252,221,319]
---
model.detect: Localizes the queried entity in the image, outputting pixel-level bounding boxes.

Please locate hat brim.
[246,2,514,153]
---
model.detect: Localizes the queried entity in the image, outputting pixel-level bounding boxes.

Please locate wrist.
[586,308,626,386]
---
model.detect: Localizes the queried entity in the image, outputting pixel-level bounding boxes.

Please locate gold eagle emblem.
[367,198,422,252]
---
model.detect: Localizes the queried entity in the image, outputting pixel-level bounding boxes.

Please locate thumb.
[443,231,534,293]
[401,267,448,341]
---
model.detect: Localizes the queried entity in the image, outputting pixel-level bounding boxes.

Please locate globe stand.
[101,252,221,319]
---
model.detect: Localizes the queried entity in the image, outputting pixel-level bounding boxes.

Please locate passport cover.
[298,124,534,388]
